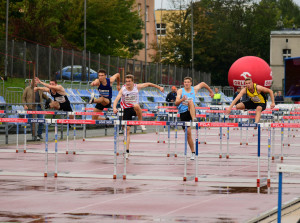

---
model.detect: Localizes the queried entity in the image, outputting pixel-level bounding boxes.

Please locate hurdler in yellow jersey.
[225,77,275,123]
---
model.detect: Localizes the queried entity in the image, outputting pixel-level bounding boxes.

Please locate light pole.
[144,0,147,82]
[191,0,194,83]
[5,0,9,80]
[83,0,87,81]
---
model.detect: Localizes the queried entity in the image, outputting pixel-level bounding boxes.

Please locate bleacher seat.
[0,96,5,104]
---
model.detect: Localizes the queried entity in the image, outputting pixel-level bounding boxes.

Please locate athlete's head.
[183,77,192,89]
[125,74,134,88]
[245,77,253,89]
[98,69,107,81]
[50,78,57,86]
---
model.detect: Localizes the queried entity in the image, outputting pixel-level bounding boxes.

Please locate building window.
[138,4,141,16]
[283,49,291,61]
[156,23,166,36]
[146,33,149,49]
[146,6,149,21]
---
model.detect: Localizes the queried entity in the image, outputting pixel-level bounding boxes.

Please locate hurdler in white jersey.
[113,74,164,158]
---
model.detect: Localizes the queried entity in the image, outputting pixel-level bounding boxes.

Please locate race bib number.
[251,96,261,103]
[125,95,137,103]
[99,90,109,97]
[182,97,193,105]
[55,96,66,103]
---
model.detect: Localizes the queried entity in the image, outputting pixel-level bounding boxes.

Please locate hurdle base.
[226,155,229,159]
[195,177,198,182]
[219,154,222,159]
[44,173,47,177]
[54,173,58,178]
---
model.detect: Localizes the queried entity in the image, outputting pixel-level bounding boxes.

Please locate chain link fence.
[0,39,211,86]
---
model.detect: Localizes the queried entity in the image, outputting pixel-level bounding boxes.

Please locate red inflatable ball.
[228,56,272,91]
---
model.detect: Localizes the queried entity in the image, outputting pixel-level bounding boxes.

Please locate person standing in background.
[22,79,51,140]
[166,86,177,106]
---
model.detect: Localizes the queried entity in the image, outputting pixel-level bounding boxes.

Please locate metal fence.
[0,39,211,86]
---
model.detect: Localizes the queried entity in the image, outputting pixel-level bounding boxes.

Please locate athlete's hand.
[34,87,38,92]
[209,91,214,98]
[24,105,28,110]
[160,87,164,93]
[35,77,41,84]
[113,107,118,114]
[270,103,275,109]
[182,95,187,101]
[225,107,231,115]
[117,85,121,91]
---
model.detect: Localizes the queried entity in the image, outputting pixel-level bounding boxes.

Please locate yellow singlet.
[246,83,266,103]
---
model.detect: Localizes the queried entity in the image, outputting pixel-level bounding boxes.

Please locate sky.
[155,0,300,9]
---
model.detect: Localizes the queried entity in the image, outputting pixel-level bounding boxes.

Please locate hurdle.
[276,164,300,223]
[197,122,262,192]
[270,122,300,161]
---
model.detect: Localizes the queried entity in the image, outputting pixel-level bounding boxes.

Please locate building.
[134,0,157,62]
[155,9,184,63]
[270,29,300,91]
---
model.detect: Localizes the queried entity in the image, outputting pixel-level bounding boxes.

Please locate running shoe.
[45,98,51,109]
[89,93,95,104]
[124,153,129,159]
[190,153,195,160]
[141,125,147,131]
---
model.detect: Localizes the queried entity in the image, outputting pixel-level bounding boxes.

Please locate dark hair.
[245,77,252,82]
[125,74,134,81]
[50,78,57,84]
[98,69,106,74]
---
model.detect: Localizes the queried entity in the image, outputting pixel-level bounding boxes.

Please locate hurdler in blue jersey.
[175,77,214,160]
[89,69,120,120]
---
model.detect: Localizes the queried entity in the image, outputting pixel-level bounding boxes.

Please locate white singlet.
[120,84,139,109]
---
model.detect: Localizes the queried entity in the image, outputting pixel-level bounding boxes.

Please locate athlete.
[34,77,74,119]
[225,77,275,123]
[175,77,214,160]
[89,69,120,120]
[113,74,164,158]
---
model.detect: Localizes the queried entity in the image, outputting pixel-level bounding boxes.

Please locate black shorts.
[123,107,137,121]
[59,102,73,112]
[179,110,192,129]
[243,100,266,111]
[95,98,111,110]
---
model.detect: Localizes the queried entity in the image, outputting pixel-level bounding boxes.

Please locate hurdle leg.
[277,172,283,223]
[267,126,271,189]
[24,125,27,153]
[167,124,170,157]
[195,124,199,182]
[73,123,77,155]
[240,120,243,145]
[174,123,178,157]
[54,122,58,177]
[257,124,261,194]
[66,120,69,154]
[281,127,284,161]
[44,123,49,177]
[246,120,249,146]
[123,122,127,180]
[219,127,222,158]
[16,123,19,153]
[287,120,290,146]
[113,122,118,179]
[272,123,275,160]
[226,127,229,159]
[183,123,188,181]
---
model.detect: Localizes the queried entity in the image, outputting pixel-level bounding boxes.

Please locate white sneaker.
[190,153,195,160]
[124,153,129,159]
[89,93,95,104]
[141,125,147,131]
